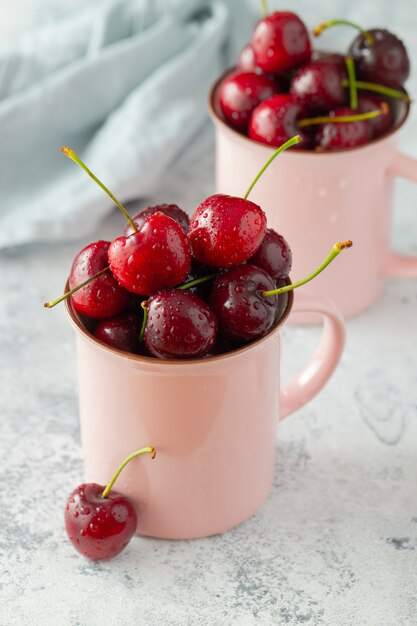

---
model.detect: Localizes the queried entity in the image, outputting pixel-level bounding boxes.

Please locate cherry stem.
[298,105,388,128]
[313,19,374,45]
[341,79,411,103]
[243,135,302,200]
[261,241,353,298]
[260,0,268,16]
[102,446,156,499]
[61,147,138,233]
[345,56,358,110]
[178,274,217,290]
[43,266,110,308]
[139,301,148,342]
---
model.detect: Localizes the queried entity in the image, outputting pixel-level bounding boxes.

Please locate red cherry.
[248,228,292,279]
[69,241,130,318]
[124,204,189,237]
[357,94,393,137]
[144,289,217,359]
[218,71,278,131]
[237,44,263,73]
[94,312,142,354]
[349,29,410,88]
[248,94,310,148]
[189,194,267,268]
[251,11,311,74]
[65,483,137,561]
[109,212,191,295]
[314,107,372,151]
[210,264,278,342]
[291,59,347,113]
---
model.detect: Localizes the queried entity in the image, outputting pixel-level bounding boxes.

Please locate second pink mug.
[210,71,417,321]
[67,289,344,540]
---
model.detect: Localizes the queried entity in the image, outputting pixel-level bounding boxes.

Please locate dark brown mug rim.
[65,278,294,366]
[209,66,411,155]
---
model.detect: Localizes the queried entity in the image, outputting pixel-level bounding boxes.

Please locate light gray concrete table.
[1,2,417,624]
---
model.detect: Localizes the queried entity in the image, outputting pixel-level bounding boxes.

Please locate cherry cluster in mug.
[45,138,352,361]
[218,8,411,151]
[47,137,352,561]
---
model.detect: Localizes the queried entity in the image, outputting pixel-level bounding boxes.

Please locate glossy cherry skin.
[210,264,278,343]
[189,194,267,268]
[251,11,311,74]
[65,483,137,560]
[248,229,292,279]
[349,29,410,88]
[144,290,217,359]
[94,312,142,354]
[218,71,277,131]
[69,241,130,319]
[291,59,347,113]
[358,94,393,137]
[124,204,189,237]
[237,44,262,73]
[314,107,372,151]
[248,94,310,148]
[109,212,191,295]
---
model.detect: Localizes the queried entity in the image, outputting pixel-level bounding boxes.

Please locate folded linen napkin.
[0,0,239,248]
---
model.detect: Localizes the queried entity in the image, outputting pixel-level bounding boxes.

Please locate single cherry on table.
[65,446,156,560]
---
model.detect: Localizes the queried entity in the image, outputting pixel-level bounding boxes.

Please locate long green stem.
[243,135,302,200]
[102,446,156,499]
[43,266,110,308]
[260,0,268,16]
[298,106,387,128]
[313,19,374,45]
[61,147,138,233]
[139,301,148,342]
[178,274,217,291]
[341,79,411,103]
[261,241,352,298]
[345,56,358,110]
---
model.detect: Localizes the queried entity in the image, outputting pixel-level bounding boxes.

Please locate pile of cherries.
[46,141,350,361]
[218,10,411,150]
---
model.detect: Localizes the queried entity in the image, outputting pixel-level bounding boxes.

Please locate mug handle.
[386,152,417,277]
[279,293,345,420]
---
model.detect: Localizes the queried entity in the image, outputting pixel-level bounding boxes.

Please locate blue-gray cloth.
[0,0,252,248]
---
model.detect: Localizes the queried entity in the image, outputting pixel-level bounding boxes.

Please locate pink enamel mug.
[209,71,417,321]
[66,288,344,540]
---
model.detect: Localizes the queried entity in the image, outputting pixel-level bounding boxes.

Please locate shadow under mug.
[66,287,345,540]
[209,70,417,322]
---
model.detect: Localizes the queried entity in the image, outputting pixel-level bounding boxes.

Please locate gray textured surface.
[1,1,417,625]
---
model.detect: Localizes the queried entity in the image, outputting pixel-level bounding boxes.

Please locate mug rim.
[208,66,411,156]
[65,278,294,366]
